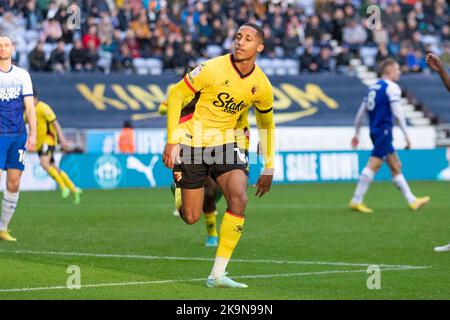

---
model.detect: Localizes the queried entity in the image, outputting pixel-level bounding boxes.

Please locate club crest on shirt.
[251,86,257,95]
[173,171,182,182]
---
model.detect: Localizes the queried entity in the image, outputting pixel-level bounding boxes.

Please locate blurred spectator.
[47,39,67,72]
[70,39,88,72]
[283,27,301,58]
[82,25,100,49]
[336,45,352,73]
[300,46,318,73]
[123,30,141,58]
[0,11,25,48]
[85,40,100,71]
[261,24,276,58]
[28,41,47,71]
[129,10,152,55]
[162,45,176,70]
[406,48,427,73]
[115,43,134,73]
[177,42,197,74]
[98,13,115,44]
[343,19,367,50]
[376,43,391,65]
[23,0,44,30]
[316,46,335,72]
[41,17,63,43]
[304,15,323,45]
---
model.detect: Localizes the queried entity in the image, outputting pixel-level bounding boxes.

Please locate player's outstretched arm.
[426,53,450,92]
[352,100,367,149]
[54,120,69,151]
[24,95,36,152]
[254,108,276,197]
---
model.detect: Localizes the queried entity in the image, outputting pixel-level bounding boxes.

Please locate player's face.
[392,63,401,81]
[233,26,264,62]
[0,37,13,61]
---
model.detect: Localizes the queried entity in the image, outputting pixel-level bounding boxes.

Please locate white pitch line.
[0,249,430,270]
[0,267,422,293]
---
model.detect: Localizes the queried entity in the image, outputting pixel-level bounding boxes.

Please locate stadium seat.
[147,58,163,75]
[359,46,378,68]
[133,58,149,75]
[206,45,223,58]
[97,50,112,74]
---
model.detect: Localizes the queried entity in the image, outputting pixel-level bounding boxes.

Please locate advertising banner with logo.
[58,149,449,190]
[85,126,436,154]
[31,73,367,129]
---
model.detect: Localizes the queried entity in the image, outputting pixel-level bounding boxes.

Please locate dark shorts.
[38,144,56,164]
[370,130,395,160]
[173,143,249,189]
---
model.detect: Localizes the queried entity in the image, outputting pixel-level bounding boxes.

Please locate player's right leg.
[53,154,82,204]
[207,168,248,288]
[172,144,208,225]
[350,156,383,213]
[386,153,430,210]
[0,134,27,241]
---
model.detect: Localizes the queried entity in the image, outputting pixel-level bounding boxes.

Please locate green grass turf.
[0,182,449,300]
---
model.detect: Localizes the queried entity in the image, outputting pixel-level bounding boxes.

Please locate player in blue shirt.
[0,35,37,241]
[349,59,429,213]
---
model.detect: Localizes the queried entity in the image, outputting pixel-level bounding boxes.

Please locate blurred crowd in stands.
[0,0,448,74]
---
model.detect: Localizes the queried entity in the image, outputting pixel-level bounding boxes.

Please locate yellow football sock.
[48,167,66,190]
[204,211,218,237]
[60,171,77,193]
[216,210,245,259]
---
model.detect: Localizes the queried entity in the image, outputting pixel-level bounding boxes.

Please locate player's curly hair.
[239,22,265,43]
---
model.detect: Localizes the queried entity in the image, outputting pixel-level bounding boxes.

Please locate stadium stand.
[0,0,447,76]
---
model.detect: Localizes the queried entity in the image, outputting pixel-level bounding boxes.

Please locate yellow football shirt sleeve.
[42,103,57,123]
[167,64,214,144]
[254,81,275,170]
[183,63,214,93]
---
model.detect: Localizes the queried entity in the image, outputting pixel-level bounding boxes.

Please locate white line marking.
[0,267,424,293]
[0,249,430,269]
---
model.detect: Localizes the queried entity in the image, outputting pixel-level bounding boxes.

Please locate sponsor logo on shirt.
[213,92,247,114]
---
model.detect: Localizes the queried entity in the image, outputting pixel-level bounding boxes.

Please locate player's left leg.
[39,151,69,199]
[203,177,220,247]
[386,153,430,210]
[207,169,248,288]
[350,156,383,213]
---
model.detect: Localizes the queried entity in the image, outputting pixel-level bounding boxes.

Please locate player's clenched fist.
[163,143,180,169]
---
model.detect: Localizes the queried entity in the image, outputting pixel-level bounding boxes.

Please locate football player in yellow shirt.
[163,23,276,288]
[160,101,251,248]
[34,92,82,204]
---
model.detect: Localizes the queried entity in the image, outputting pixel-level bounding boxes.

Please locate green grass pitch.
[0,182,449,300]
